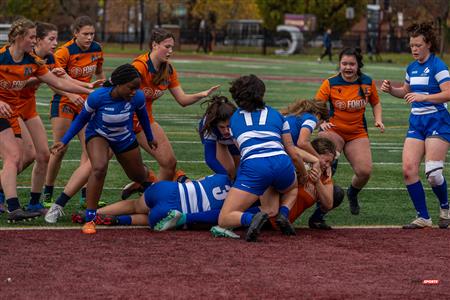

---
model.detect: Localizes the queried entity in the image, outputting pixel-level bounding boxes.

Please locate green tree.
[256,0,366,34]
[5,0,58,21]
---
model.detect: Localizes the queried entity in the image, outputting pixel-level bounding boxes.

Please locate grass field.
[1,50,448,227]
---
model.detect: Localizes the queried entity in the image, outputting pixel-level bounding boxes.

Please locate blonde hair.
[8,18,35,44]
[280,99,329,121]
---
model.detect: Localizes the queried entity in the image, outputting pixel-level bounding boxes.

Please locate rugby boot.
[245,212,269,242]
[275,213,296,235]
[210,226,240,239]
[402,217,432,229]
[308,216,332,230]
[438,208,450,229]
[154,210,183,231]
[7,208,40,223]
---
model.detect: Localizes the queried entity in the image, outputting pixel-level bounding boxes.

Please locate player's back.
[285,113,318,143]
[230,106,289,161]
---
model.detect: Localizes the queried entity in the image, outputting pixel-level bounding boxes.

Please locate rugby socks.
[279,205,290,218]
[431,178,449,209]
[81,187,87,200]
[6,197,20,212]
[43,185,54,199]
[185,210,217,225]
[117,215,132,225]
[55,192,71,208]
[0,189,5,203]
[347,185,361,200]
[310,204,327,221]
[85,209,97,222]
[240,212,254,227]
[245,206,261,214]
[407,181,430,219]
[29,192,41,205]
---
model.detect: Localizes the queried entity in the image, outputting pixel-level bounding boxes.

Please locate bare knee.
[35,149,50,165]
[91,164,108,179]
[403,163,419,182]
[354,166,372,181]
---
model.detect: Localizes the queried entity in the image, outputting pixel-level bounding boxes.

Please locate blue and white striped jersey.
[405,53,450,115]
[178,174,231,214]
[84,87,145,142]
[229,106,290,161]
[285,113,318,144]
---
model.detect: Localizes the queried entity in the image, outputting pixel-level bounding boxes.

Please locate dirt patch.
[0,228,447,299]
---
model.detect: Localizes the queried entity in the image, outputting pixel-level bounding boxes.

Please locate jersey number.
[240,108,268,126]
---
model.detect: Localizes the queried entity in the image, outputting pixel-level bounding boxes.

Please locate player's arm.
[169,85,220,107]
[282,132,308,183]
[380,80,410,98]
[314,175,333,211]
[405,81,450,104]
[296,127,320,158]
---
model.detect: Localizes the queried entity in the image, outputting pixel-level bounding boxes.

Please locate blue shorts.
[233,155,296,196]
[407,110,450,142]
[86,134,139,154]
[144,181,181,228]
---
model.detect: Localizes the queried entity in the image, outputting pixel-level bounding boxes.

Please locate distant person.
[381,22,450,229]
[318,28,332,62]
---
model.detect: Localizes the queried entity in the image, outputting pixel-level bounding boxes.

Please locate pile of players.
[0,17,449,241]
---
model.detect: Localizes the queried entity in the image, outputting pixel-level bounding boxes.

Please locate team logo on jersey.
[142,87,164,100]
[0,79,9,89]
[335,100,346,110]
[424,67,430,74]
[69,66,83,77]
[91,54,100,62]
[124,103,131,111]
[24,66,33,76]
[334,99,367,112]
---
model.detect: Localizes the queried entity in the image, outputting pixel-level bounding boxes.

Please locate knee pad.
[332,185,345,208]
[425,160,444,187]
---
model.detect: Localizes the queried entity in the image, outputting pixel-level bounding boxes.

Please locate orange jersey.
[51,39,103,116]
[18,52,59,120]
[315,73,380,136]
[132,53,180,122]
[0,46,48,110]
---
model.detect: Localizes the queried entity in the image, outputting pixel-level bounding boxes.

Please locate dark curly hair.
[200,95,236,137]
[407,22,437,53]
[229,74,265,112]
[103,64,140,87]
[339,47,364,77]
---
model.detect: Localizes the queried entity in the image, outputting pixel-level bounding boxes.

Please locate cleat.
[71,212,84,224]
[347,189,360,215]
[308,217,332,230]
[42,192,53,209]
[82,221,96,234]
[402,217,432,229]
[245,212,269,242]
[79,199,107,209]
[275,213,296,236]
[95,213,118,226]
[7,208,40,223]
[25,203,48,216]
[154,210,182,231]
[44,204,65,223]
[121,181,144,200]
[438,208,449,229]
[210,226,240,239]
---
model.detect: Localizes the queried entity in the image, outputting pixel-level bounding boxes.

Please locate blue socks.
[55,192,71,208]
[185,210,217,225]
[85,209,97,222]
[432,178,449,209]
[347,185,361,199]
[407,181,429,219]
[240,212,254,227]
[43,185,54,198]
[6,197,20,212]
[279,205,290,218]
[29,192,41,205]
[310,204,327,221]
[117,215,132,225]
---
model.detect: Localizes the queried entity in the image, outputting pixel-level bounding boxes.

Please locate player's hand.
[309,168,321,183]
[67,93,85,107]
[0,100,13,118]
[201,85,220,98]
[52,68,67,77]
[380,80,392,93]
[50,142,67,154]
[320,121,335,131]
[89,79,105,89]
[147,140,158,150]
[404,93,426,104]
[375,121,385,133]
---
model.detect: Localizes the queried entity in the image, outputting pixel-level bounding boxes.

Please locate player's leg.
[424,137,449,229]
[136,122,176,181]
[18,118,36,172]
[343,137,372,215]
[24,116,50,212]
[402,138,429,228]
